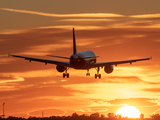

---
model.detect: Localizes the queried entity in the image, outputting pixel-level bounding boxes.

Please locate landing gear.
[63,73,69,78]
[63,68,69,78]
[86,69,90,76]
[95,67,101,79]
[95,74,101,79]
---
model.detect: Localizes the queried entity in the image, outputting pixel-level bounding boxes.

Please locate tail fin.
[73,28,77,54]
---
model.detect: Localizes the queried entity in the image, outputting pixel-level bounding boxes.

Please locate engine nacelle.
[56,65,66,72]
[104,65,114,74]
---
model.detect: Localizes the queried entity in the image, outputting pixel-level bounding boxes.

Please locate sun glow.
[116,106,141,118]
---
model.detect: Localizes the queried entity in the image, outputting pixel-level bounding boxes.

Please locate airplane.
[9,28,151,79]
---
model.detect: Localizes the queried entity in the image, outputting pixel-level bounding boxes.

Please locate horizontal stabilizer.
[46,55,70,59]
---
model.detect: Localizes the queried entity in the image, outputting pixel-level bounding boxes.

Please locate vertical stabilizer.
[73,28,77,54]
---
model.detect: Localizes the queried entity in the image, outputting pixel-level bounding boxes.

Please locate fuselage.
[70,50,96,69]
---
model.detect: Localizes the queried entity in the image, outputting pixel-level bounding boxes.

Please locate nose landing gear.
[86,69,90,76]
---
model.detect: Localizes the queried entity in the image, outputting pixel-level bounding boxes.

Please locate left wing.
[91,57,151,68]
[9,54,72,67]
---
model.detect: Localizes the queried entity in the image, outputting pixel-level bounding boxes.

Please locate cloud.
[0,82,88,109]
[0,56,14,64]
[152,109,160,115]
[60,19,116,22]
[76,107,109,115]
[125,21,156,27]
[0,82,90,117]
[24,44,71,55]
[107,98,158,106]
[1,2,160,118]
[0,23,159,118]
[130,14,160,19]
[142,88,160,93]
[7,69,56,78]
[0,8,124,18]
[0,74,24,91]
[92,98,160,117]
[29,109,66,116]
[0,76,24,84]
[101,76,144,84]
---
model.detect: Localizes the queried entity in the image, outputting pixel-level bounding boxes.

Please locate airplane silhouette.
[9,28,151,79]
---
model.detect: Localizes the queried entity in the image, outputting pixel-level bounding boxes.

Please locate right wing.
[91,57,151,68]
[9,54,72,67]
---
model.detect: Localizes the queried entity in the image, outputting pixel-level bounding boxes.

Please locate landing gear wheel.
[99,74,101,79]
[86,73,90,76]
[63,73,69,78]
[95,74,97,79]
[95,74,101,79]
[67,73,69,78]
[63,73,65,78]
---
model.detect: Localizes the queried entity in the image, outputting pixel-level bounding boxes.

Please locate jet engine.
[104,65,114,74]
[56,65,66,72]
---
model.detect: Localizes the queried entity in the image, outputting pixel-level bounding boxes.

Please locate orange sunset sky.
[0,0,160,118]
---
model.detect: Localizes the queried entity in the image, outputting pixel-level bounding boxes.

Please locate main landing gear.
[62,67,101,79]
[86,67,101,79]
[95,67,101,79]
[63,68,69,78]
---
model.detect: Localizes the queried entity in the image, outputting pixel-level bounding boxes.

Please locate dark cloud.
[0,28,71,55]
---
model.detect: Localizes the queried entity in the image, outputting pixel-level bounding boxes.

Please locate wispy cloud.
[0,74,24,83]
[7,69,56,78]
[0,8,124,18]
[29,109,66,116]
[142,88,160,93]
[60,18,116,22]
[107,98,158,106]
[130,13,160,18]
[0,77,24,84]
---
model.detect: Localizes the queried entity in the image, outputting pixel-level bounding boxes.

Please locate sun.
[116,106,141,118]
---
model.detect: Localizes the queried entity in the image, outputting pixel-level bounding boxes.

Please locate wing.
[9,54,72,67]
[92,57,151,68]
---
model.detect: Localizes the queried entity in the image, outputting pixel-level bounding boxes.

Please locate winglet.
[73,28,77,54]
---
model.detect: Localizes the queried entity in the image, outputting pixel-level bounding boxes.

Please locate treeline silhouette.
[1,112,160,120]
